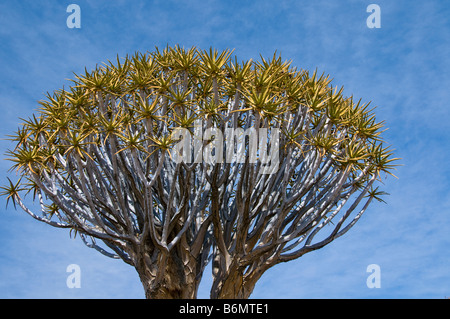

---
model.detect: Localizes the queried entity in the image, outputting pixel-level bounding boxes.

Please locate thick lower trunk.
[138,272,197,299]
[135,252,260,299]
[135,248,199,299]
[210,266,262,299]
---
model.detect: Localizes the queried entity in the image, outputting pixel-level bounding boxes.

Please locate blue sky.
[0,0,449,299]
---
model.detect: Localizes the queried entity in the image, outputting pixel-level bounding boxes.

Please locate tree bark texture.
[134,245,199,299]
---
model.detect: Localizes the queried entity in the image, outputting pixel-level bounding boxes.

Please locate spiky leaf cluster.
[6,48,395,177]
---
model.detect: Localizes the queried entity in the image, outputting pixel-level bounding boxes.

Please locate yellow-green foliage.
[3,45,398,205]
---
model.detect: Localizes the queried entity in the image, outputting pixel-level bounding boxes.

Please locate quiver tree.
[2,46,398,299]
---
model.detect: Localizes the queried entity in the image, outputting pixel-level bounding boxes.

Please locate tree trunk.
[138,272,196,299]
[134,247,199,299]
[210,266,262,299]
